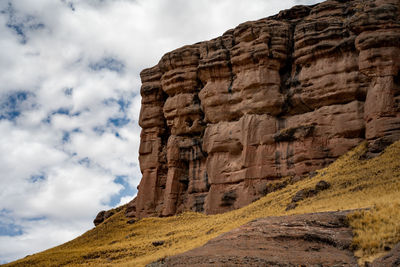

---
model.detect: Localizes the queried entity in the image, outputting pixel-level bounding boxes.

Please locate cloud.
[0,0,323,263]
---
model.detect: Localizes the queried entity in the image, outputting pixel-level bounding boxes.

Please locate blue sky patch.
[89,57,125,73]
[108,176,136,207]
[102,96,132,129]
[62,128,81,143]
[25,216,46,221]
[0,211,23,237]
[51,107,80,117]
[61,0,76,11]
[43,108,81,124]
[107,117,130,128]
[0,91,34,121]
[93,115,130,136]
[93,126,105,135]
[0,223,23,237]
[62,131,71,143]
[117,98,129,112]
[29,173,46,183]
[64,88,73,96]
[1,2,45,44]
[103,96,132,112]
[78,157,90,167]
[53,107,70,115]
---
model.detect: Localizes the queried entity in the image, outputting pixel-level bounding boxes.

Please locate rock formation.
[147,211,358,266]
[93,210,114,226]
[132,0,400,218]
[371,242,400,267]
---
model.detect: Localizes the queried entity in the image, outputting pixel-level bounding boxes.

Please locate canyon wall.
[132,0,400,218]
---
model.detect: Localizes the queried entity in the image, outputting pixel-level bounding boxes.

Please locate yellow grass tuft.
[348,202,400,265]
[6,141,400,266]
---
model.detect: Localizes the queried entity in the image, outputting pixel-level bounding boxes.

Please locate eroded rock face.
[135,0,400,218]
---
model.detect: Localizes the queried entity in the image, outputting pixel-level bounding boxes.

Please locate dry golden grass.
[6,141,400,266]
[349,202,400,264]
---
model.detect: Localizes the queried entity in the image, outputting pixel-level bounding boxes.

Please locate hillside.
[6,140,400,266]
[5,0,400,265]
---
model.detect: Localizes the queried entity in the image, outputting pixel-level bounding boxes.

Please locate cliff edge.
[131,0,400,218]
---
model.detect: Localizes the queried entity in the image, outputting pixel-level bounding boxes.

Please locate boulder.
[93,210,114,226]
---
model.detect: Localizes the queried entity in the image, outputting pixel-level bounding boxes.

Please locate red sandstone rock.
[147,211,358,267]
[93,210,115,226]
[132,0,400,218]
[371,242,400,267]
[125,197,137,218]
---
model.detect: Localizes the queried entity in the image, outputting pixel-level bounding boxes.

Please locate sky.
[0,0,323,263]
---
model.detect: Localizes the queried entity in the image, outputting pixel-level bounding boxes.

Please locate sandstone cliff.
[132,0,400,218]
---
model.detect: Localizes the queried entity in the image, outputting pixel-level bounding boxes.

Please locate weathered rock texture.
[134,0,400,218]
[93,210,114,226]
[371,242,400,267]
[147,211,358,266]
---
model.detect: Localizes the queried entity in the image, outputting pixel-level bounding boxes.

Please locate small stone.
[293,188,318,203]
[93,210,106,226]
[286,202,298,211]
[152,240,165,247]
[127,219,136,224]
[292,189,306,202]
[315,180,331,192]
[125,233,136,239]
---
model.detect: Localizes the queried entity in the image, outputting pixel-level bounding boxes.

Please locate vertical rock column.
[353,0,400,153]
[159,45,207,216]
[198,20,292,214]
[136,66,168,217]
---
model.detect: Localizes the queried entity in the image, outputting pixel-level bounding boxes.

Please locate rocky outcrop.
[134,0,400,218]
[93,210,114,226]
[148,211,358,266]
[371,242,400,267]
[286,180,331,211]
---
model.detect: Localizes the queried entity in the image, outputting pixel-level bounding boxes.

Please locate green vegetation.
[6,141,400,266]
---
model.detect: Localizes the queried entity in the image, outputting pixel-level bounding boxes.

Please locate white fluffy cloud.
[0,0,323,263]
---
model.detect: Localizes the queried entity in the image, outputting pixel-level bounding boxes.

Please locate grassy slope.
[6,141,400,266]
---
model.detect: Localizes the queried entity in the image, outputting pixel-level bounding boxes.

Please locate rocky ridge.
[147,211,400,267]
[147,211,359,267]
[131,0,400,218]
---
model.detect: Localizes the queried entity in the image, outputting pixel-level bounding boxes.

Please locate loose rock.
[315,180,331,192]
[152,241,165,247]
